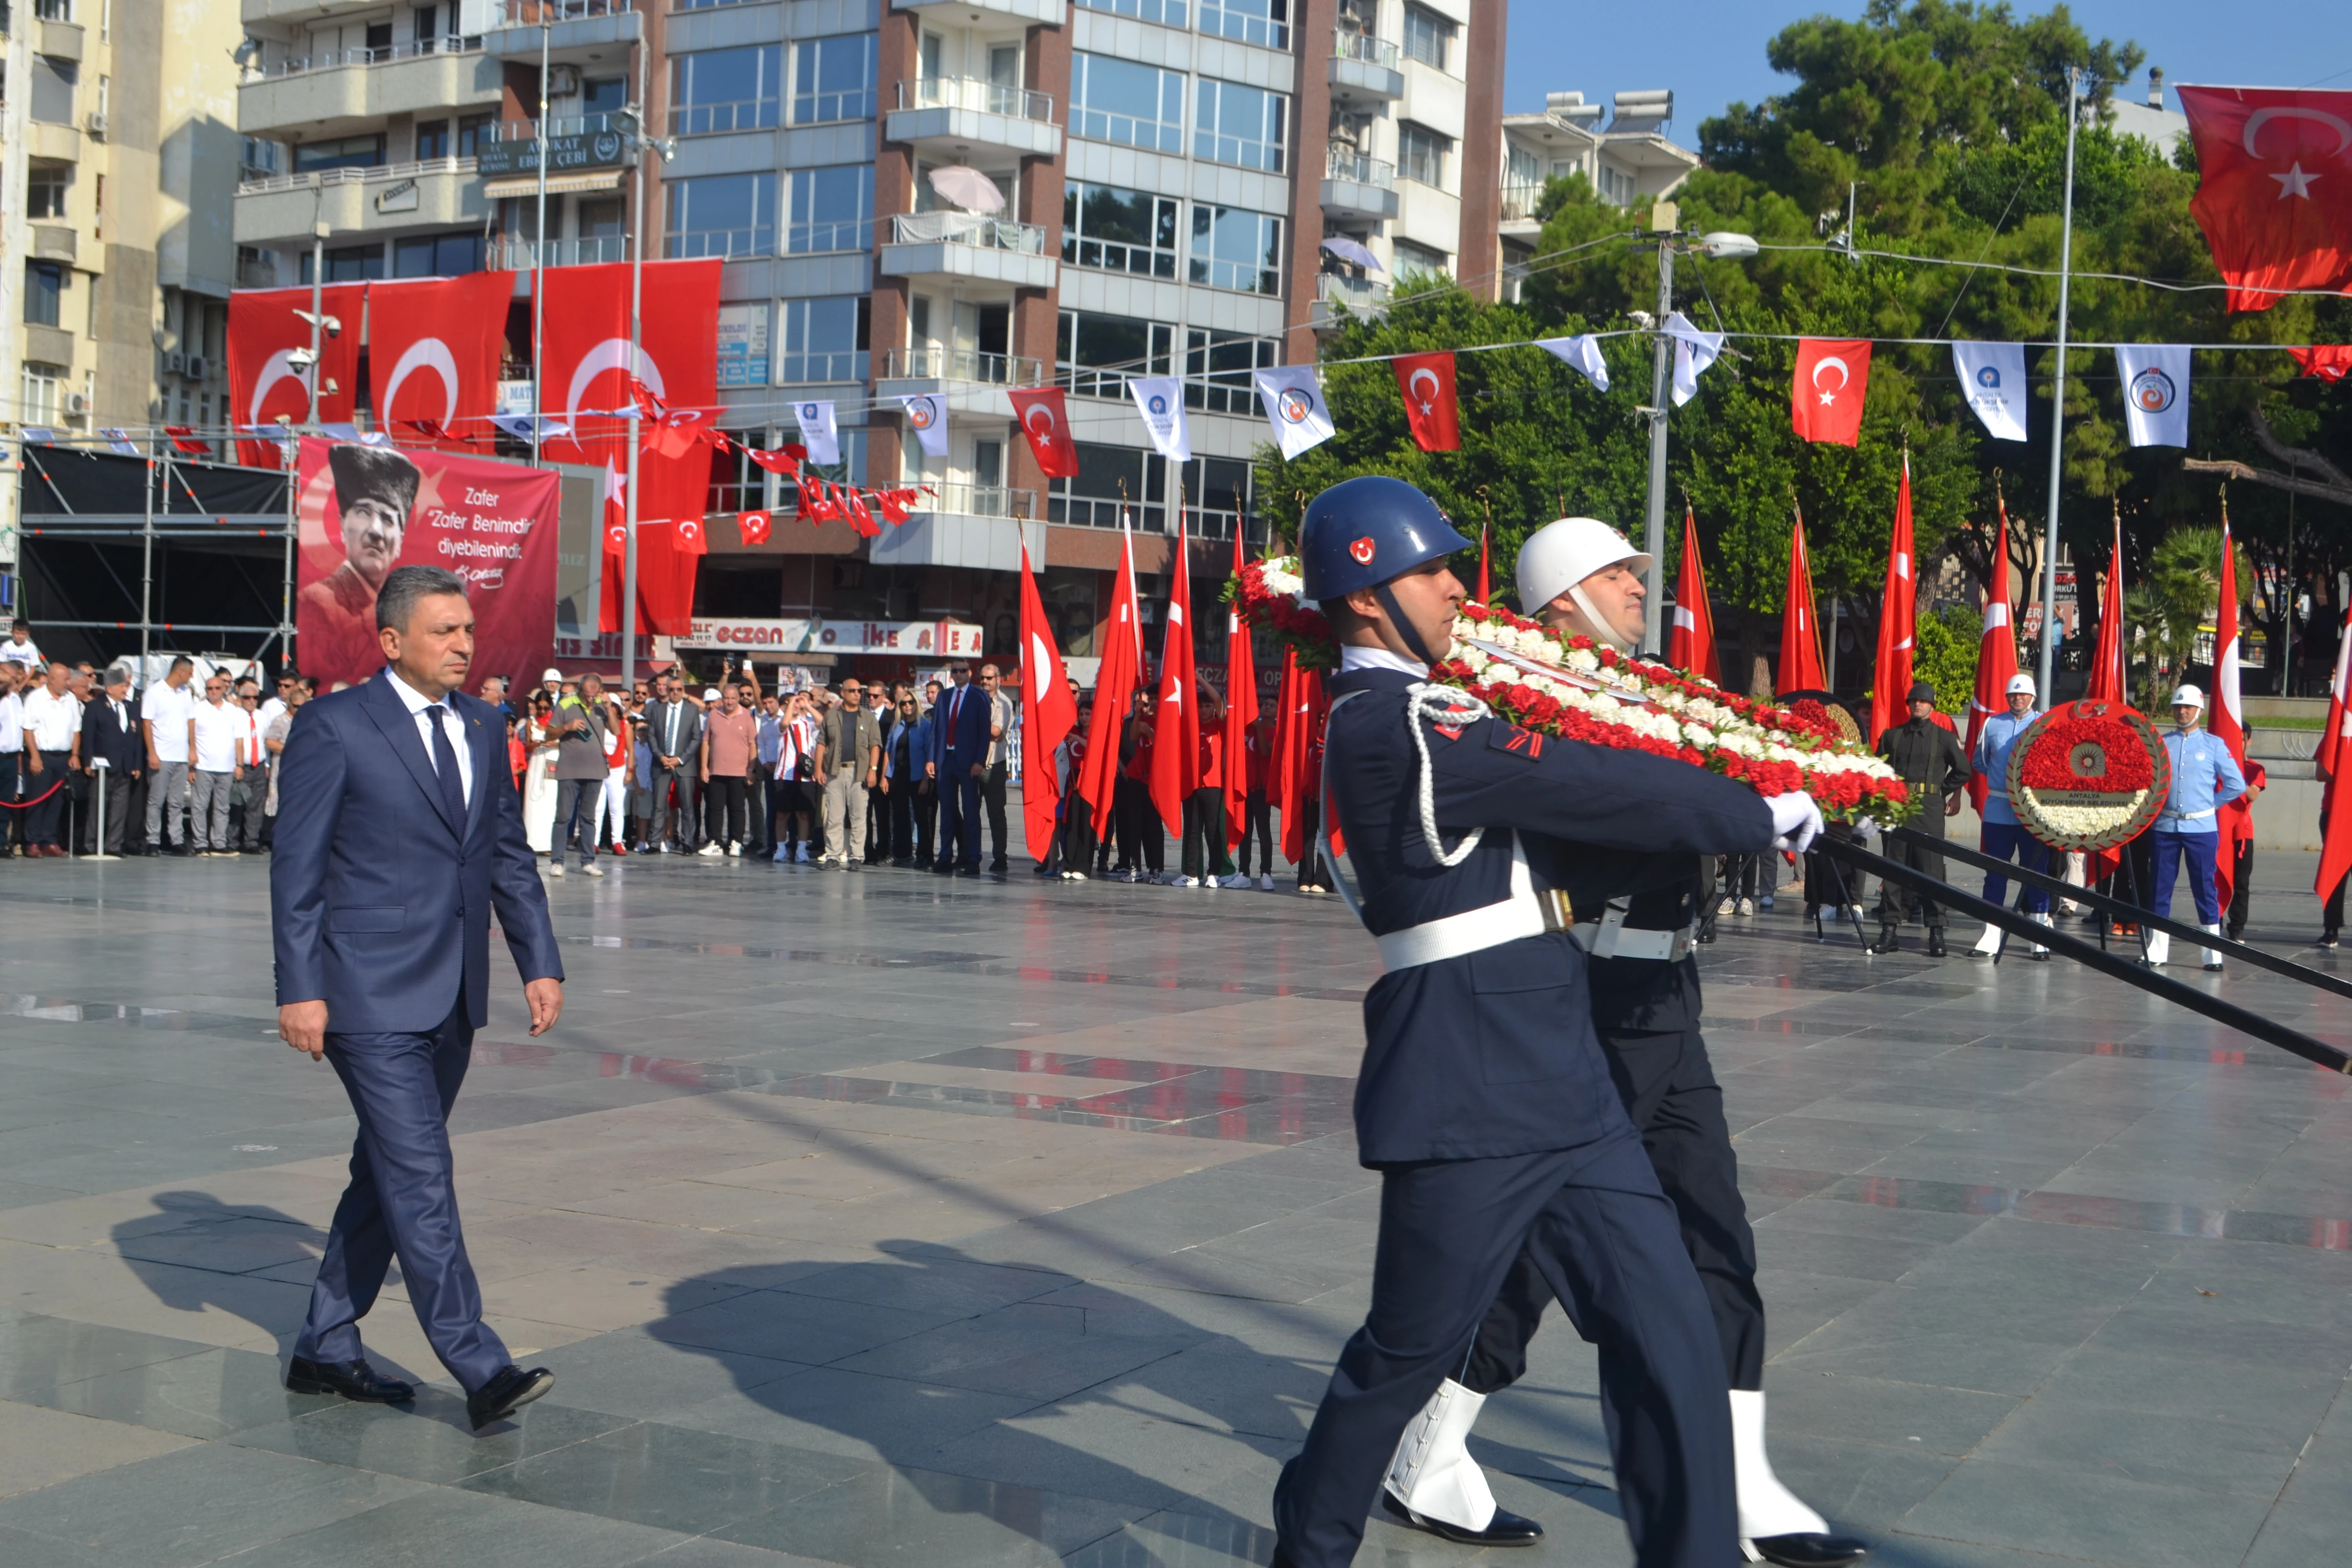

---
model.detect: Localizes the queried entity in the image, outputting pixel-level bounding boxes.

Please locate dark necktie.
[424,703,467,830]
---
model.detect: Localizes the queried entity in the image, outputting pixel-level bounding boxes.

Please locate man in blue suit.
[273,564,565,1433]
[931,660,992,875]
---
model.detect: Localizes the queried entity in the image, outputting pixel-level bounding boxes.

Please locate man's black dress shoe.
[466,1364,555,1431]
[1380,1489,1543,1547]
[1752,1531,1870,1568]
[286,1356,414,1403]
[1927,930,1948,957]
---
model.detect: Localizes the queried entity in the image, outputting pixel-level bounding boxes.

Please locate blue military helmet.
[1298,476,1474,602]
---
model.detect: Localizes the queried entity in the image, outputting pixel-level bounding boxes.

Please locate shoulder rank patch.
[1487,722,1544,761]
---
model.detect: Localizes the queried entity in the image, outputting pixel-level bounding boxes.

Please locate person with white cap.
[2144,684,2247,968]
[1968,671,2053,958]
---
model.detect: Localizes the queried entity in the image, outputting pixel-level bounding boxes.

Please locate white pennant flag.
[2115,345,2191,448]
[794,399,840,465]
[1252,366,1335,460]
[1537,334,1610,391]
[1952,341,2029,442]
[1661,312,1724,406]
[1126,375,1192,463]
[900,393,948,458]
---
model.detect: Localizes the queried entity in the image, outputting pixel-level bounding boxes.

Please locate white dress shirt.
[1338,645,1431,678]
[0,690,24,754]
[21,685,80,752]
[192,697,249,772]
[384,667,475,807]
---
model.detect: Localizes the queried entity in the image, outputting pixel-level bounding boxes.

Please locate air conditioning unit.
[86,112,108,138]
[163,351,187,376]
[547,63,581,97]
[67,393,90,415]
[186,355,210,381]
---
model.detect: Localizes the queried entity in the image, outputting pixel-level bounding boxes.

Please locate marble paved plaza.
[3,847,2352,1568]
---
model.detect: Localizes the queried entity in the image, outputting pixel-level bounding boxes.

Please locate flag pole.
[621,37,647,697]
[2036,66,2080,702]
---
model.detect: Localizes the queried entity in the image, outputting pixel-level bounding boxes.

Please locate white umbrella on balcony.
[1319,235,1384,273]
[927,165,1007,213]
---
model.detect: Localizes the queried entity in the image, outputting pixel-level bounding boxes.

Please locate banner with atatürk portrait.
[293,436,561,692]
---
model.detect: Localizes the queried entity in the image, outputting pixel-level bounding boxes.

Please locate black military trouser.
[1876,817,1950,930]
[1273,1129,1735,1568]
[1463,1026,1766,1397]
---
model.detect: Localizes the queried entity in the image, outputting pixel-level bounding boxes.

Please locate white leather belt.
[1374,836,1576,970]
[2161,808,2216,825]
[1571,899,1696,963]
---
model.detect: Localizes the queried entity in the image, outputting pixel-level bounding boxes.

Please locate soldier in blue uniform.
[1377,517,1868,1568]
[1268,478,1820,1568]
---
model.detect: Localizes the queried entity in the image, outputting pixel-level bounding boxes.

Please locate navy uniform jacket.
[1327,666,1773,1164]
[272,672,562,1034]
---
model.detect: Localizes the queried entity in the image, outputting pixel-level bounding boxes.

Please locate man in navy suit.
[931,660,992,874]
[273,564,565,1432]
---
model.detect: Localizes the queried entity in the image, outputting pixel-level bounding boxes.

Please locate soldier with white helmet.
[2144,683,2247,968]
[1969,671,2053,957]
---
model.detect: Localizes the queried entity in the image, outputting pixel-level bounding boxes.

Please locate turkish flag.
[366,272,511,452]
[673,514,707,556]
[1009,388,1081,478]
[844,487,881,538]
[1274,648,1329,867]
[1148,519,1200,836]
[1669,506,1720,682]
[739,509,771,545]
[1393,351,1460,452]
[1075,525,1142,842]
[1791,338,1871,446]
[2085,513,2128,705]
[2293,345,2352,380]
[1221,532,1260,855]
[2212,522,2253,911]
[1777,508,1826,694]
[1868,457,1917,747]
[1018,540,1078,861]
[227,284,363,464]
[1964,501,2019,813]
[2178,87,2352,313]
[540,260,720,470]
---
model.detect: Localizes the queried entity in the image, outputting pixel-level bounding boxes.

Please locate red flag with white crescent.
[227,283,363,465]
[366,272,511,452]
[1868,457,1917,746]
[2177,86,2352,313]
[1392,352,1460,452]
[1777,507,1826,694]
[1670,506,1721,683]
[739,509,771,546]
[1018,541,1077,859]
[1791,338,1871,446]
[1147,518,1200,836]
[1222,532,1260,854]
[1075,523,1142,841]
[1965,501,2019,813]
[1275,649,1329,867]
[2212,522,2253,911]
[1008,387,1082,478]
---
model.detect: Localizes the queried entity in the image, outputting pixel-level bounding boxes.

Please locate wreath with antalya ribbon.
[2004,698,2169,851]
[1226,557,1914,821]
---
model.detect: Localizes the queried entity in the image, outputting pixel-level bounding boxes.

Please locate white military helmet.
[1516,517,1653,650]
[2170,683,2204,708]
[2005,673,2036,697]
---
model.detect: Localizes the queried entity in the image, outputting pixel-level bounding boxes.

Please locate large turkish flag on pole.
[1393,352,1460,452]
[1777,507,1826,694]
[2177,86,2352,313]
[2212,523,2254,911]
[228,285,364,465]
[1008,387,1082,477]
[1669,506,1720,681]
[1148,519,1200,836]
[1791,338,1871,445]
[1075,524,1142,842]
[1275,649,1328,867]
[2086,512,2128,705]
[1965,501,2019,813]
[1868,455,1918,746]
[1018,540,1077,861]
[1221,532,1259,854]
[366,272,513,451]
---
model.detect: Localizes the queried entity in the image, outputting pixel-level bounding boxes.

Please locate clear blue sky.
[1504,2,2352,139]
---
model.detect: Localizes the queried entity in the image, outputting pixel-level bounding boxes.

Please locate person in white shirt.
[20,662,81,855]
[189,671,250,855]
[0,661,24,856]
[232,679,273,851]
[0,619,40,670]
[142,656,198,853]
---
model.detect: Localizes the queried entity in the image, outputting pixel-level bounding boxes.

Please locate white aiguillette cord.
[1318,683,1497,927]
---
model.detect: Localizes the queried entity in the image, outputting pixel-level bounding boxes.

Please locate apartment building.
[1493,87,1697,300]
[0,1,242,576]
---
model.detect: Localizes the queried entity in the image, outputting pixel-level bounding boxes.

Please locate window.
[24,263,63,328]
[1050,443,1166,531]
[1184,329,1277,414]
[1180,454,1258,542]
[1596,162,1635,205]
[1199,0,1286,49]
[1070,53,1185,153]
[34,0,68,19]
[28,166,69,220]
[1392,238,1449,276]
[1057,310,1173,400]
[86,273,100,336]
[30,57,74,126]
[1063,183,1178,278]
[301,243,386,283]
[579,199,624,239]
[293,134,386,175]
[1398,121,1450,187]
[582,76,626,116]
[786,164,872,253]
[456,113,493,158]
[1189,205,1281,294]
[416,120,451,161]
[1194,79,1286,172]
[1402,5,1454,69]
[236,246,278,288]
[665,172,776,259]
[393,232,483,277]
[91,173,102,240]
[671,45,780,135]
[240,137,282,179]
[21,364,62,427]
[1074,0,1186,25]
[776,296,869,384]
[792,34,876,124]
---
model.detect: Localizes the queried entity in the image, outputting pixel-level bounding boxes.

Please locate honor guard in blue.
[2144,683,2247,969]
[1379,517,1868,1568]
[1267,479,1819,1568]
[1968,672,2051,957]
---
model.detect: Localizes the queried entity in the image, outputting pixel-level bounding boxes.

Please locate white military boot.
[1732,1389,1867,1564]
[1971,921,2003,955]
[1382,1380,1542,1546]
[2028,910,2054,960]
[2144,929,2172,967]
[2201,922,2225,970]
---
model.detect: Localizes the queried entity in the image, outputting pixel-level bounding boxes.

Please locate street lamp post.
[615,51,673,698]
[2036,68,2082,703]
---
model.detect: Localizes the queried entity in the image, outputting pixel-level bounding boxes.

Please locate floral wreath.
[2005,699,2168,851]
[1226,555,1338,670]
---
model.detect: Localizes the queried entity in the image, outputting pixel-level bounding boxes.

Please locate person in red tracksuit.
[1237,712,1276,888]
[1181,686,1235,887]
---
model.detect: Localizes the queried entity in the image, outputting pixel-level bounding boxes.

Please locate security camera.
[285,346,317,371]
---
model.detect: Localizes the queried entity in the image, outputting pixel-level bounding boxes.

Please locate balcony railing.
[484,112,629,142]
[246,37,482,79]
[893,77,1054,122]
[915,481,1035,520]
[880,346,1048,386]
[500,0,635,21]
[491,235,631,270]
[883,211,1048,254]
[1325,148,1395,187]
[237,155,476,195]
[1332,28,1398,69]
[1500,182,1546,222]
[1314,271,1390,321]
